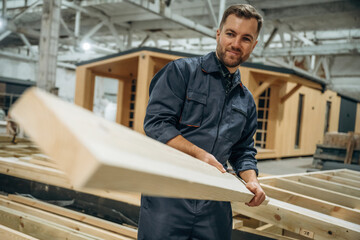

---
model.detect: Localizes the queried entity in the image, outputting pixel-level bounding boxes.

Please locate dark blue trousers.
[138,196,232,240]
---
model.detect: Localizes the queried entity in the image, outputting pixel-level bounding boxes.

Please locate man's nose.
[231,39,241,50]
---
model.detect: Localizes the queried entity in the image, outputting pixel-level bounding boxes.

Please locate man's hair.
[219,4,263,34]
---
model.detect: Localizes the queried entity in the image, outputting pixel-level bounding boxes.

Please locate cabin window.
[128,79,137,129]
[255,87,271,148]
[295,94,304,148]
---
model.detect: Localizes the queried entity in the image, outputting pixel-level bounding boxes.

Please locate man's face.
[216,14,259,73]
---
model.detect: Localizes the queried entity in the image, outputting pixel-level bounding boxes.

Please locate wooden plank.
[260,184,360,224]
[0,157,72,188]
[8,194,137,239]
[10,88,265,204]
[345,132,355,164]
[0,157,141,206]
[0,205,100,240]
[280,84,301,104]
[0,224,39,240]
[0,197,134,240]
[134,54,155,133]
[232,218,243,230]
[301,172,360,188]
[296,175,360,198]
[270,178,360,209]
[232,198,360,240]
[237,226,296,240]
[343,168,360,176]
[116,80,124,124]
[333,171,360,182]
[252,78,276,99]
[74,67,95,111]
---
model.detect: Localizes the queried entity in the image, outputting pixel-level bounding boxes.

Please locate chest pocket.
[225,104,248,141]
[180,91,207,127]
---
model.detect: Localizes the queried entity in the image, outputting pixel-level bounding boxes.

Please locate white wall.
[0,56,119,120]
[0,56,76,102]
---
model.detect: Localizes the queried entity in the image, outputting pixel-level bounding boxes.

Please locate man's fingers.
[213,161,226,173]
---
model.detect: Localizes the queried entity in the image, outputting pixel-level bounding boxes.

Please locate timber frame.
[1,137,359,239]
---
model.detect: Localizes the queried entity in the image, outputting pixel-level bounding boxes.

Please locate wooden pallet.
[232,169,360,240]
[313,132,360,167]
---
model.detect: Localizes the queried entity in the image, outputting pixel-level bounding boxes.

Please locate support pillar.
[37,0,62,94]
[134,53,154,133]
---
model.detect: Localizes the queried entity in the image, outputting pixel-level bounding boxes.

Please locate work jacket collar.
[201,52,243,89]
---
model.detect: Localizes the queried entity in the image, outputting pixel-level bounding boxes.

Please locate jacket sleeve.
[143,61,187,144]
[228,99,259,176]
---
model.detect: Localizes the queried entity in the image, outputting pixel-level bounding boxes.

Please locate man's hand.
[245,181,266,207]
[167,135,226,173]
[194,150,226,173]
[239,169,266,207]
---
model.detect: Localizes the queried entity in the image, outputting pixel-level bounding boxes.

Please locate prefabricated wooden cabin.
[75,47,360,160]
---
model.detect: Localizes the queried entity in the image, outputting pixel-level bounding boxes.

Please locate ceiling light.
[0,18,7,31]
[81,42,91,51]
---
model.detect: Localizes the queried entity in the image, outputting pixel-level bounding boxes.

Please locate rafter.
[123,0,216,38]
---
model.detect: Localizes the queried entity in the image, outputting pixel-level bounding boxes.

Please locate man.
[138,4,266,240]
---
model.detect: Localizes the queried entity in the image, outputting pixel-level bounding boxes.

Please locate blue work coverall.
[138,51,258,240]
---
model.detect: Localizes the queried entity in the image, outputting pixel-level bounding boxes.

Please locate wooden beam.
[0,157,71,188]
[74,67,95,110]
[333,171,360,182]
[280,84,302,104]
[0,224,38,240]
[260,183,360,225]
[252,78,276,99]
[0,205,97,240]
[116,80,124,124]
[0,157,141,206]
[311,173,360,188]
[297,175,360,198]
[236,226,294,240]
[232,218,243,230]
[134,54,155,133]
[273,178,360,209]
[1,196,135,240]
[232,198,360,240]
[91,70,130,80]
[10,88,267,204]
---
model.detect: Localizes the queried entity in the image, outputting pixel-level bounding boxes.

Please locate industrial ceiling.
[0,0,359,100]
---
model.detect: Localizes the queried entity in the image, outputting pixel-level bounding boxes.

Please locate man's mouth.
[227,50,241,56]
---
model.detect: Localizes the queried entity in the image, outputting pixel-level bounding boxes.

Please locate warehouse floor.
[257,156,314,176]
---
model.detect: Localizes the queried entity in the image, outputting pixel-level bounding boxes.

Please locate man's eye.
[244,38,251,42]
[226,32,234,37]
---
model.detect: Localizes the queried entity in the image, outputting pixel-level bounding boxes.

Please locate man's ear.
[216,29,220,42]
[252,40,258,51]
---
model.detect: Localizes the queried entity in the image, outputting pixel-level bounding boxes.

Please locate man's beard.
[216,45,244,68]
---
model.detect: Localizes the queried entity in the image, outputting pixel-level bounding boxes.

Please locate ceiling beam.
[204,0,218,27]
[123,0,216,38]
[256,42,360,57]
[263,1,360,20]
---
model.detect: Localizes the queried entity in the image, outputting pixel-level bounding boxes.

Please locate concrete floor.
[257,156,314,176]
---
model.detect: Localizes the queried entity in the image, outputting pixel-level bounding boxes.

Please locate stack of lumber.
[0,194,137,240]
[233,169,360,240]
[313,132,360,167]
